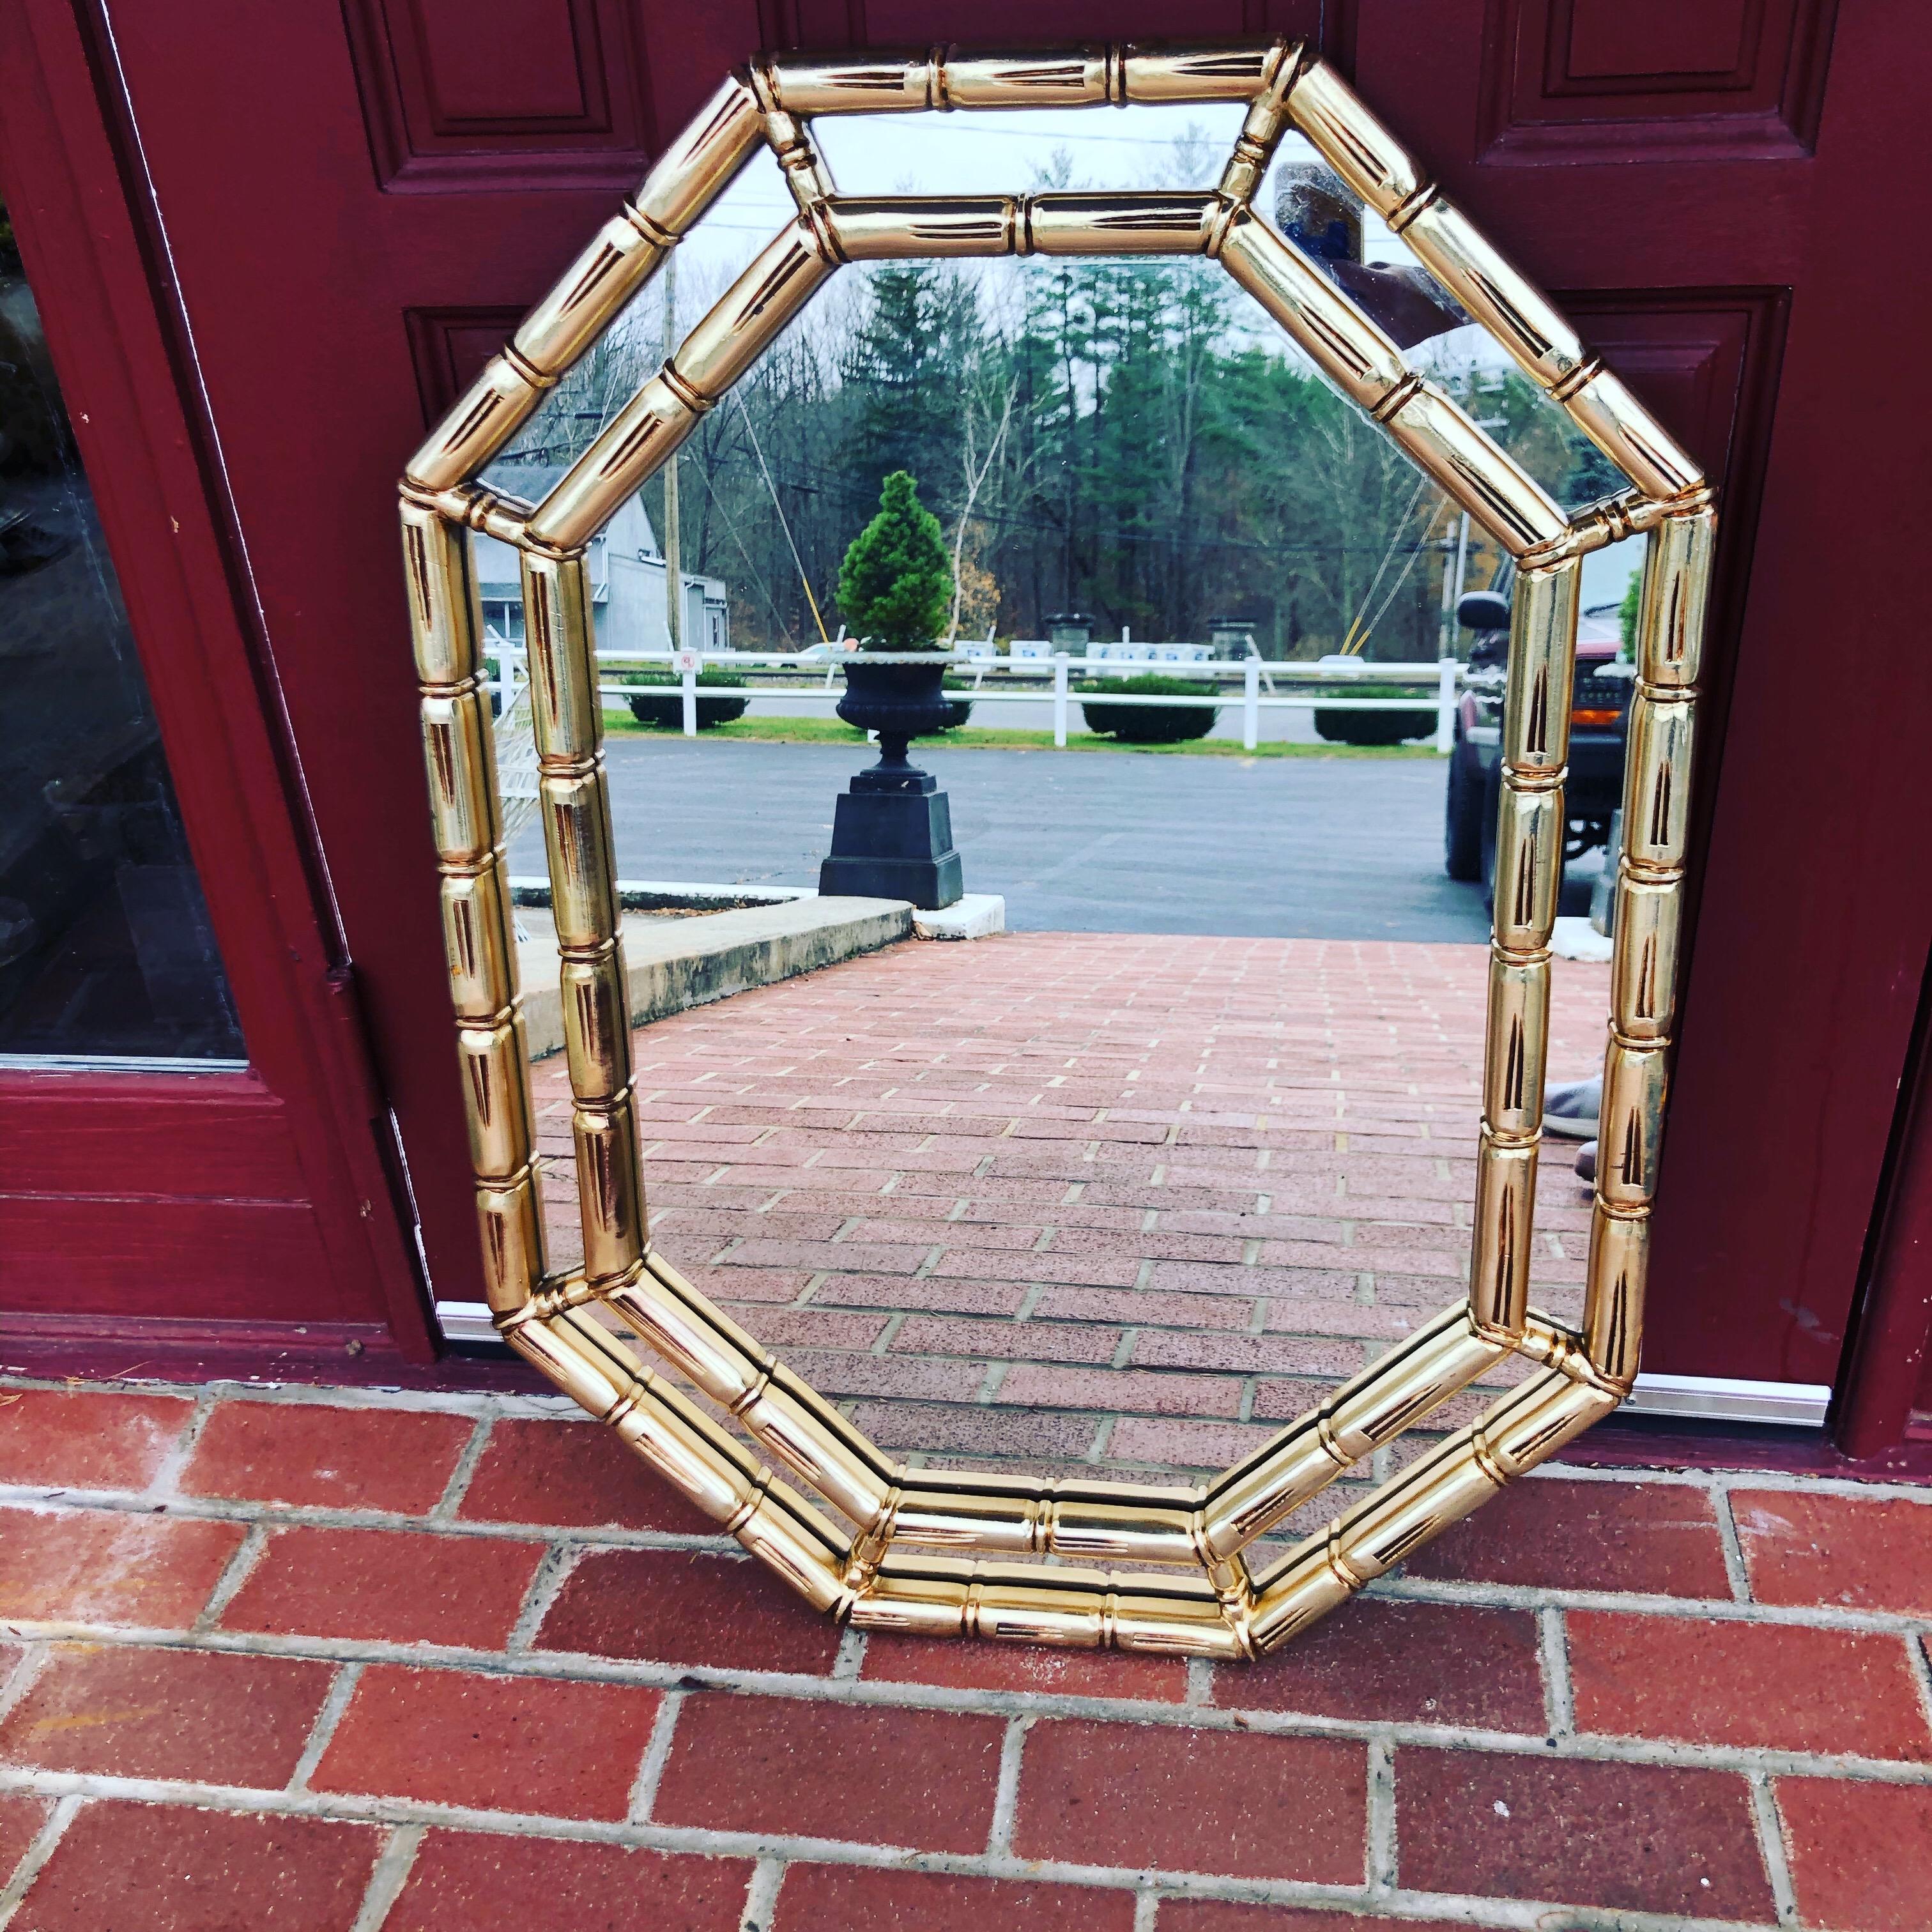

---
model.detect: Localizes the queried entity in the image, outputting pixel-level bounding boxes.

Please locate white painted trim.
[1627,1372,1832,1429]
[435,1300,500,1346]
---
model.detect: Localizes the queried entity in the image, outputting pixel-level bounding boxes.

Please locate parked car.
[1444,570,1634,894]
[775,639,849,669]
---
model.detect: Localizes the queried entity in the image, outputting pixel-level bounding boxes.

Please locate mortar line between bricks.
[430,1413,496,1521]
[1365,1735,1397,1894]
[1132,1890,1159,1931]
[1904,1622,1932,1742]
[0,1483,739,1549]
[140,1388,221,1501]
[191,1521,271,1634]
[1745,1771,1800,1929]
[348,1823,426,1932]
[0,1791,82,1928]
[987,1714,1029,1855]
[629,1687,686,1823]
[740,1858,786,1932]
[0,1768,1788,1932]
[1712,1484,1754,1603]
[830,1626,866,1682]
[1538,1607,1575,1739]
[0,1647,51,1731]
[505,1540,583,1655]
[8,1618,1931,1787]
[289,1661,364,1791]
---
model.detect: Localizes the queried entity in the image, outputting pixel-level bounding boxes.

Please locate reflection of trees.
[502,226,1615,657]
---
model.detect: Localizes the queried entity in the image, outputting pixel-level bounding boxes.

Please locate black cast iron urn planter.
[817,652,964,910]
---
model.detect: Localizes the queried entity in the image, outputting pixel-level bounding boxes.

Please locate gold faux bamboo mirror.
[399,40,1712,1659]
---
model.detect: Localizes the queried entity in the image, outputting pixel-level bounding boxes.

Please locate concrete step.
[515,894,912,1056]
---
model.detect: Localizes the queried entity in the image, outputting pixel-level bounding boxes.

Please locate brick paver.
[1,938,1928,1927]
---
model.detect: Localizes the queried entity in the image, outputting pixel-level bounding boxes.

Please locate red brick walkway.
[0,1383,1928,1929]
[538,935,1606,1510]
[3,935,1929,1929]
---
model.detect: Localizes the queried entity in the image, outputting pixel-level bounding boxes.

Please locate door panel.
[86,0,1931,1416]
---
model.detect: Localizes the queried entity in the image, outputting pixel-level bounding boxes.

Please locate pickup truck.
[1443,573,1633,894]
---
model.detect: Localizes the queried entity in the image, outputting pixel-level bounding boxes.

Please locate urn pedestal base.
[818,762,963,910]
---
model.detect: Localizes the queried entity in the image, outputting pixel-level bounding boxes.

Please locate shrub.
[1312,683,1435,746]
[836,471,953,649]
[1078,674,1218,744]
[622,665,749,730]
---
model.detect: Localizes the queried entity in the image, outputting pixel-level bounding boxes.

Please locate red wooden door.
[0,2,433,1369]
[27,0,1930,1441]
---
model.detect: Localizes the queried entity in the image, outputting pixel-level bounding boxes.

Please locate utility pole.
[661,252,683,654]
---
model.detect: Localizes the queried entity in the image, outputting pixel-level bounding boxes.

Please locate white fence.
[488,645,1463,755]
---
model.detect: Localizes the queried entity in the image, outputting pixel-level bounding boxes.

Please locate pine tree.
[837,471,954,648]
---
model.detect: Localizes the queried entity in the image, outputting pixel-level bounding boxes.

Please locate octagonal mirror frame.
[397,38,1714,1660]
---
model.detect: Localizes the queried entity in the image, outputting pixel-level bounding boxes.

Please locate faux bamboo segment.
[1622,693,1696,874]
[827,197,1016,260]
[1124,42,1291,102]
[512,215,667,377]
[740,1361,901,1530]
[401,501,482,687]
[1396,198,1585,390]
[1637,507,1717,689]
[604,1269,766,1403]
[850,1555,1248,1659]
[1217,211,1409,413]
[1583,1203,1648,1387]
[1562,368,1703,503]
[1490,777,1563,953]
[1382,383,1569,556]
[1198,1304,1508,1559]
[1611,875,1682,1043]
[572,1093,645,1282]
[559,946,629,1103]
[1483,951,1551,1138]
[420,690,502,867]
[1248,1368,1618,1652]
[944,48,1112,107]
[1468,1129,1537,1337]
[476,1167,545,1315]
[1598,1040,1669,1209]
[631,73,766,236]
[1028,193,1218,256]
[887,1475,1202,1567]
[608,1255,900,1527]
[762,42,1291,114]
[519,551,602,763]
[526,376,706,552]
[458,1017,533,1181]
[539,769,620,949]
[1284,60,1425,219]
[441,860,518,1023]
[670,221,836,400]
[406,355,549,495]
[1502,562,1581,776]
[762,50,935,114]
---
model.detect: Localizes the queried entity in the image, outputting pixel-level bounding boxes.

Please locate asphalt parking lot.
[511,739,1499,941]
